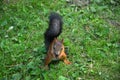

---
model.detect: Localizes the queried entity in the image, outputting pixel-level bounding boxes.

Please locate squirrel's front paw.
[45,65,49,70]
[64,59,71,64]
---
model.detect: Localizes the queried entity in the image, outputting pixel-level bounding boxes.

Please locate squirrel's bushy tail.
[44,12,63,50]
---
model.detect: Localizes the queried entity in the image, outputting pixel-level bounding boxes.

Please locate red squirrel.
[44,12,71,68]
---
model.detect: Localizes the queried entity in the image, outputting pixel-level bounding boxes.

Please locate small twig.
[5,63,22,68]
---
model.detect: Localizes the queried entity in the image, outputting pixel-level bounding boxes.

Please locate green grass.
[0,0,120,80]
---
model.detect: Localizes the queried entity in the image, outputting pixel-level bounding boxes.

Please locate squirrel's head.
[52,38,64,58]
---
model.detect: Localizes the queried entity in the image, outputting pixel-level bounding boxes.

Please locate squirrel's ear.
[61,39,64,43]
[54,38,57,42]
